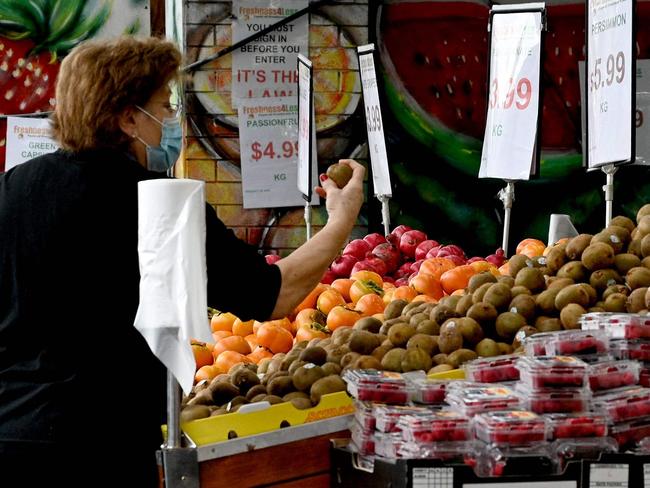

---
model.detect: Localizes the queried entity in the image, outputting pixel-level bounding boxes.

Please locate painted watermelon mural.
[374,0,650,255]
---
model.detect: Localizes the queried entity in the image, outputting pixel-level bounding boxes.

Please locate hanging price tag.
[297,54,317,200]
[479,3,544,181]
[357,44,392,197]
[586,0,635,167]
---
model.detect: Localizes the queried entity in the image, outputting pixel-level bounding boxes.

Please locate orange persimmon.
[256,323,294,354]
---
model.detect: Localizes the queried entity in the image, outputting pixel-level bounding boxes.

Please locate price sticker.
[357,44,392,197]
[297,54,317,200]
[479,4,544,181]
[586,0,634,167]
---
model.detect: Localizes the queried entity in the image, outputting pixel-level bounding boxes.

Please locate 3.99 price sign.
[479,7,543,181]
[586,0,634,167]
[489,77,533,110]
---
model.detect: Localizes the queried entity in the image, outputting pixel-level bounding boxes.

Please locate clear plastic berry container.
[544,329,608,356]
[398,410,471,443]
[474,443,556,477]
[587,360,640,391]
[610,340,650,362]
[583,313,650,339]
[472,410,548,446]
[516,355,588,389]
[349,421,375,455]
[518,386,590,414]
[545,413,608,439]
[609,417,650,449]
[465,355,520,383]
[523,332,557,356]
[446,385,521,417]
[353,401,376,431]
[591,386,650,422]
[374,432,406,459]
[343,369,412,404]
[408,377,448,404]
[554,437,618,471]
[374,405,434,433]
[579,312,613,330]
[398,440,478,463]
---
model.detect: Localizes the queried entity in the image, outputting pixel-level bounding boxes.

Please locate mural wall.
[0,0,151,170]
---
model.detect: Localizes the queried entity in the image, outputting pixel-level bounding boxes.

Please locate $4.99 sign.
[251,140,299,161]
[489,77,533,110]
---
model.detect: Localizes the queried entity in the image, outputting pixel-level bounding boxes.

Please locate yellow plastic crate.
[427,368,466,380]
[180,391,354,446]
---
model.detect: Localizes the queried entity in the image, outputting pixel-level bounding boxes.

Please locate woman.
[0,36,364,486]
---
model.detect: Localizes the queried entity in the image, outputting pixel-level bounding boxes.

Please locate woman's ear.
[117,106,139,139]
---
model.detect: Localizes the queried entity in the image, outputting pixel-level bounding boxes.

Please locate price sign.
[479,4,544,181]
[238,97,316,208]
[297,54,317,200]
[357,44,392,197]
[586,0,635,167]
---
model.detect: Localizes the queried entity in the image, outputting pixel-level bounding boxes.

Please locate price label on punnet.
[358,44,392,197]
[238,97,317,208]
[297,54,317,201]
[586,0,635,168]
[479,6,544,181]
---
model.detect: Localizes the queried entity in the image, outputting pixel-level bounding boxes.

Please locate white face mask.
[135,105,182,172]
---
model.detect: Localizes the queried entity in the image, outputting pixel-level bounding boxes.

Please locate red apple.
[363,233,387,248]
[395,262,414,279]
[382,275,395,284]
[321,269,337,284]
[330,254,358,277]
[410,259,424,273]
[415,240,440,261]
[352,257,388,277]
[444,254,466,266]
[390,225,413,241]
[394,277,409,287]
[265,254,281,265]
[342,239,372,260]
[399,230,427,258]
[372,243,401,273]
[425,246,442,259]
[438,244,466,258]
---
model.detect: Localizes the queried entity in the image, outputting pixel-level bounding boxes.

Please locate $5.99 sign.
[480,6,543,181]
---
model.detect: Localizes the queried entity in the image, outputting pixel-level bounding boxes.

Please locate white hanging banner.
[238,97,317,208]
[479,4,544,181]
[586,0,634,168]
[5,117,59,171]
[358,44,392,197]
[297,54,317,200]
[231,0,308,105]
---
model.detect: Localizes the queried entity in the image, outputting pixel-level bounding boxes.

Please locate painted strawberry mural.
[0,0,111,171]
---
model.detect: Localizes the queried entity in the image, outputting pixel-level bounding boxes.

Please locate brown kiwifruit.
[560,304,586,329]
[407,333,439,356]
[456,317,485,345]
[455,294,475,316]
[292,364,326,392]
[409,312,430,328]
[497,342,514,355]
[608,224,632,244]
[446,349,478,368]
[615,253,642,274]
[629,239,643,258]
[467,302,498,326]
[209,381,241,406]
[545,245,568,274]
[566,234,593,260]
[581,242,616,271]
[643,257,650,269]
[591,229,625,254]
[245,384,268,401]
[547,277,575,290]
[515,267,545,292]
[508,294,537,322]
[555,284,591,310]
[578,284,597,306]
[353,316,383,333]
[508,254,530,278]
[180,405,211,423]
[321,362,342,376]
[370,345,393,362]
[352,355,383,370]
[431,305,458,325]
[326,345,350,365]
[536,288,561,315]
[535,316,563,332]
[603,284,630,300]
[340,352,361,370]
[299,346,328,365]
[510,285,533,297]
[498,275,516,288]
[472,282,494,304]
[639,215,650,236]
[475,338,500,357]
[384,299,408,320]
[432,353,448,365]
[642,234,650,258]
[604,293,628,313]
[589,269,623,291]
[611,215,636,233]
[468,271,498,293]
[381,348,407,372]
[230,368,261,394]
[557,261,589,282]
[310,375,346,405]
[331,327,354,346]
[388,323,417,347]
[637,204,650,224]
[416,319,440,335]
[429,364,454,374]
[348,330,381,355]
[401,348,433,372]
[627,287,649,313]
[267,375,296,398]
[646,288,650,309]
[626,267,650,289]
[484,283,513,310]
[438,328,464,354]
[512,326,539,349]
[495,312,527,339]
[288,397,313,410]
[439,295,462,310]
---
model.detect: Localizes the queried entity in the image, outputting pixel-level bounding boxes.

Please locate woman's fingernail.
[319,174,328,181]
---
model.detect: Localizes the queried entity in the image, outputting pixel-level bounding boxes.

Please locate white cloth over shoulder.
[134,179,212,394]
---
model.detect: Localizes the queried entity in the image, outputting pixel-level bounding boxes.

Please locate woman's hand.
[315,159,365,225]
